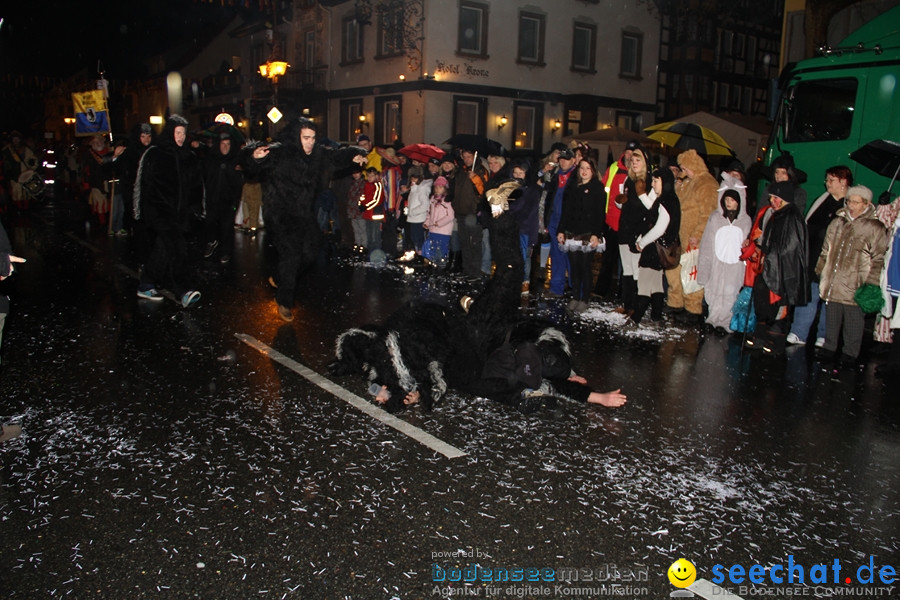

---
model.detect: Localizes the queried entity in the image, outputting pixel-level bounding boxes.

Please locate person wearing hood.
[133,114,203,307]
[242,116,366,322]
[764,153,807,211]
[744,181,810,355]
[815,185,888,367]
[119,123,154,238]
[665,149,720,325]
[626,167,681,327]
[201,131,244,264]
[697,174,752,333]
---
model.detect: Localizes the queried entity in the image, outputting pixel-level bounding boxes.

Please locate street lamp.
[258,60,289,106]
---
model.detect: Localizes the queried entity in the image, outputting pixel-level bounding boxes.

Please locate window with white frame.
[518,11,545,65]
[572,22,596,72]
[341,99,364,142]
[513,102,542,152]
[458,1,488,57]
[453,97,485,135]
[342,16,363,64]
[376,96,402,145]
[620,31,642,78]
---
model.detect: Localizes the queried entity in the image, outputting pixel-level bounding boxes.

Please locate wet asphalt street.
[0,200,898,600]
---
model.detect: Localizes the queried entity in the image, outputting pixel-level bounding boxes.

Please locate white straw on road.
[235,333,467,459]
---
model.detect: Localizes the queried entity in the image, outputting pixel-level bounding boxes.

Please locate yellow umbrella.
[643,121,734,156]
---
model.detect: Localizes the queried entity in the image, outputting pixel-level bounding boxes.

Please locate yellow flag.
[72,90,110,137]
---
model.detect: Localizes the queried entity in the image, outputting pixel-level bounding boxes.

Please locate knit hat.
[434,176,449,188]
[356,134,371,143]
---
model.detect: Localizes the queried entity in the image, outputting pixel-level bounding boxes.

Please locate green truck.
[765,5,900,208]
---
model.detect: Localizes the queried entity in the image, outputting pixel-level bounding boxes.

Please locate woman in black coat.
[617,145,653,316]
[746,180,809,355]
[557,158,607,313]
[628,168,681,326]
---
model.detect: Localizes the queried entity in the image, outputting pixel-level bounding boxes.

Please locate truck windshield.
[783,78,858,143]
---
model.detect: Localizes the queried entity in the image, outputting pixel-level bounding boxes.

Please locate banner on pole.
[72,90,110,137]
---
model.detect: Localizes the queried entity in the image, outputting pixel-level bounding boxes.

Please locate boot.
[630,295,651,325]
[649,293,665,322]
[620,276,637,314]
[449,251,463,273]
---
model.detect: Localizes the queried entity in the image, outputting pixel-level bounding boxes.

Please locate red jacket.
[601,154,629,231]
[359,180,385,221]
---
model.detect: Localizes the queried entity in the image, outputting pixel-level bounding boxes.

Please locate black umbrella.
[850,139,900,199]
[443,134,506,159]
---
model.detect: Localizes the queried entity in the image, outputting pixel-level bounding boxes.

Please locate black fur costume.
[134,115,202,297]
[241,117,364,308]
[329,182,598,413]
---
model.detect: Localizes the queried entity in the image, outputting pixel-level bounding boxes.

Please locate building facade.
[305,0,661,156]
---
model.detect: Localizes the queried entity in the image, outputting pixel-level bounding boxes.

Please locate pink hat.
[434,176,449,188]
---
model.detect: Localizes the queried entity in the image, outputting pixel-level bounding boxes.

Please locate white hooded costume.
[697,174,753,331]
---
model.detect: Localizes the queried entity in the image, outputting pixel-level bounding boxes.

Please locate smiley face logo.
[667,558,697,588]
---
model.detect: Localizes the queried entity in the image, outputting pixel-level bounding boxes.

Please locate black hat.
[549,142,568,153]
[139,123,152,135]
[723,158,746,174]
[770,154,796,170]
[428,157,442,166]
[769,181,794,201]
[356,133,371,143]
[625,140,639,150]
[557,147,575,160]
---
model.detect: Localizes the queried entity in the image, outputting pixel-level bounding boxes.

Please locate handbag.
[655,238,682,270]
[680,247,703,294]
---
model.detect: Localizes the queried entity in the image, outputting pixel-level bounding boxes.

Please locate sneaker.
[277,304,294,322]
[116,229,129,237]
[815,337,825,348]
[786,333,805,345]
[137,288,164,302]
[521,282,530,295]
[0,424,22,443]
[203,240,218,258]
[181,290,201,308]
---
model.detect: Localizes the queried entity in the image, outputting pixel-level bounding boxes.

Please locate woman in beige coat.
[815,185,889,365]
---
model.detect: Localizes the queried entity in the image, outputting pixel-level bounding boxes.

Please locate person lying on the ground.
[329,182,627,413]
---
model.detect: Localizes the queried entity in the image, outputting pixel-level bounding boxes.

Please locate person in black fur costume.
[134,114,203,307]
[329,181,627,413]
[242,116,366,322]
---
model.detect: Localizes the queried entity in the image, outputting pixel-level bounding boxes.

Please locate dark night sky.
[0,1,246,78]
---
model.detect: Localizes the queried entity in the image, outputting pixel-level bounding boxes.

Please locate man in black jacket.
[242,116,366,322]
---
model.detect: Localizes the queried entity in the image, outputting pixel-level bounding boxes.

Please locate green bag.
[854,283,885,314]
